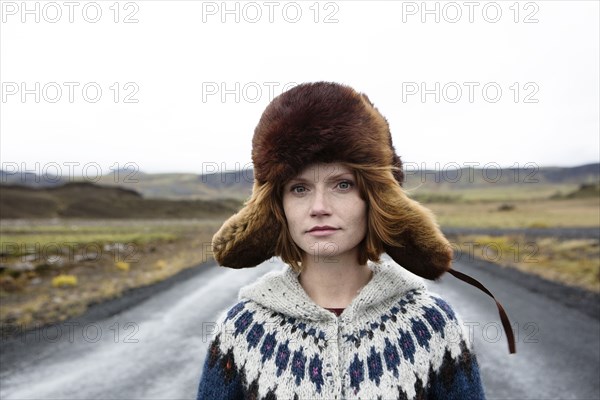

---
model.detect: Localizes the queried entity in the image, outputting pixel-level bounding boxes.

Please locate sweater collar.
[237,257,426,322]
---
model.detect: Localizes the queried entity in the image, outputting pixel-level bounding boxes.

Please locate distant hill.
[0,170,68,188]
[0,182,242,219]
[99,169,255,200]
[563,183,600,199]
[1,163,598,201]
[401,163,600,189]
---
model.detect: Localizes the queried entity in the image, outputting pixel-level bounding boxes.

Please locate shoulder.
[421,292,477,364]
[389,288,475,359]
[417,294,486,398]
[424,292,472,344]
[207,299,278,347]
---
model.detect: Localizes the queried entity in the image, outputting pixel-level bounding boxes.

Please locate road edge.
[0,260,217,367]
[454,250,599,320]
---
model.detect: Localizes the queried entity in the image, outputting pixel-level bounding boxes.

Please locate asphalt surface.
[430,255,600,400]
[1,253,599,399]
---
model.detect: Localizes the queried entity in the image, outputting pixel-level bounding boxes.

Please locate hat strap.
[448,268,516,354]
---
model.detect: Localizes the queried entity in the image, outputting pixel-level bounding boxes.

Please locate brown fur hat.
[212,81,453,280]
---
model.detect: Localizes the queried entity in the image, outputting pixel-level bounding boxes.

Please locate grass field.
[0,218,226,334]
[419,188,599,292]
[406,183,599,228]
[406,183,582,202]
[446,234,599,292]
[428,198,599,228]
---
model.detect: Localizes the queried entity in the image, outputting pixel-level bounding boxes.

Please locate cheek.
[282,198,299,232]
[282,195,292,219]
[357,209,368,234]
[348,198,368,226]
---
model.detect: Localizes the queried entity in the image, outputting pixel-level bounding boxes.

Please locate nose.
[309,187,331,217]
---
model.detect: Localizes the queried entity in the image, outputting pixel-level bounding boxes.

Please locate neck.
[298,251,373,309]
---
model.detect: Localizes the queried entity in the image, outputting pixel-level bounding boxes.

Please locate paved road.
[0,262,273,400]
[430,256,600,400]
[1,255,598,399]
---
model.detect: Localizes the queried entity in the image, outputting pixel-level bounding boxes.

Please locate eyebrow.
[288,172,355,183]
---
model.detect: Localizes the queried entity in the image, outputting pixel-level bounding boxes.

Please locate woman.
[196,82,513,399]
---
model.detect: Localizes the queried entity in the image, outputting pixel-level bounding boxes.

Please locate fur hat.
[212,81,453,279]
[211,81,516,354]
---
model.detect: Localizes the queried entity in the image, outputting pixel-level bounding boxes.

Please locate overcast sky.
[1,0,598,177]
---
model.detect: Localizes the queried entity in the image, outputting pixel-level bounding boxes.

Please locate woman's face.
[282,162,367,263]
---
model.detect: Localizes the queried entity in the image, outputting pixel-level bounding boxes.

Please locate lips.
[306,226,339,237]
[308,225,338,232]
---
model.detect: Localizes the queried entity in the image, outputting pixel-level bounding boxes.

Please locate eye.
[337,180,354,190]
[290,184,307,194]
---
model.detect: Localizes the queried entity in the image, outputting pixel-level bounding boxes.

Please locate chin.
[301,242,358,261]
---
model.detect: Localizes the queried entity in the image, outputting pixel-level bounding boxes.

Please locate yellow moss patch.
[52,274,78,288]
[115,261,130,272]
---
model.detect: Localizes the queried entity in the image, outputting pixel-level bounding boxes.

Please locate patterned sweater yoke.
[197,259,486,399]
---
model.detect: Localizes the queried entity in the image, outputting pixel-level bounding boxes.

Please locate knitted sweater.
[196,259,486,399]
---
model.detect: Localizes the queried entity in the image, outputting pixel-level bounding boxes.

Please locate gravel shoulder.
[0,261,215,372]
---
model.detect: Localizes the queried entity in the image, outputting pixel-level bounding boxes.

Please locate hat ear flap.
[379,187,453,279]
[212,182,280,268]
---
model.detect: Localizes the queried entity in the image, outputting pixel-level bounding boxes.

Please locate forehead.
[290,162,355,182]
